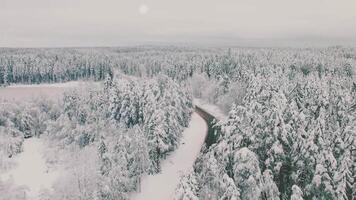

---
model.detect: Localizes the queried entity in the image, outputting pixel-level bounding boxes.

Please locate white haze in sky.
[0,0,356,47]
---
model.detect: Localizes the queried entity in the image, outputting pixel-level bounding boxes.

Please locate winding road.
[132,112,208,200]
[132,105,220,200]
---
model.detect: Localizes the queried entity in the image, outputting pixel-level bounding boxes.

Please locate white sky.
[0,0,356,47]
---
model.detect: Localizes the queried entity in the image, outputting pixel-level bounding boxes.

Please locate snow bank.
[0,138,60,199]
[193,98,227,121]
[131,112,208,200]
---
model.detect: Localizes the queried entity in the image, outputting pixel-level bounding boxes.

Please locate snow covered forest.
[0,46,355,200]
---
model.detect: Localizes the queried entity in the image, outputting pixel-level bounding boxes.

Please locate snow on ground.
[0,81,99,101]
[132,112,208,200]
[193,98,227,121]
[0,138,60,199]
[7,81,81,88]
[0,81,100,199]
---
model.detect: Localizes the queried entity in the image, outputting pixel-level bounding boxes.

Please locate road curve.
[195,105,220,148]
[132,112,208,200]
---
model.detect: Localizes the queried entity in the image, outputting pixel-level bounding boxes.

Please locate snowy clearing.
[131,112,208,200]
[193,98,227,121]
[0,81,98,101]
[6,81,81,88]
[0,138,60,199]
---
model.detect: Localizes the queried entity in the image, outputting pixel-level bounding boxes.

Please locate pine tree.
[290,185,304,200]
[261,170,280,200]
[309,163,336,199]
[174,172,199,200]
[219,174,240,200]
[233,147,261,200]
[334,151,353,200]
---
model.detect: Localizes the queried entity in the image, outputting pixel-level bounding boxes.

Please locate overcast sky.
[1,0,356,47]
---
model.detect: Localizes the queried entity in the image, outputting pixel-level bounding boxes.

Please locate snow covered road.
[132,112,208,200]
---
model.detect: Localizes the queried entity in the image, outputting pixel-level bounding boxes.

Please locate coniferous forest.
[0,46,355,200]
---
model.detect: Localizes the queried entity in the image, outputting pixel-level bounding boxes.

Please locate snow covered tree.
[334,151,353,200]
[219,174,241,200]
[125,126,150,191]
[290,185,304,200]
[174,172,199,200]
[309,163,336,199]
[198,153,224,199]
[233,147,261,200]
[261,170,280,200]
